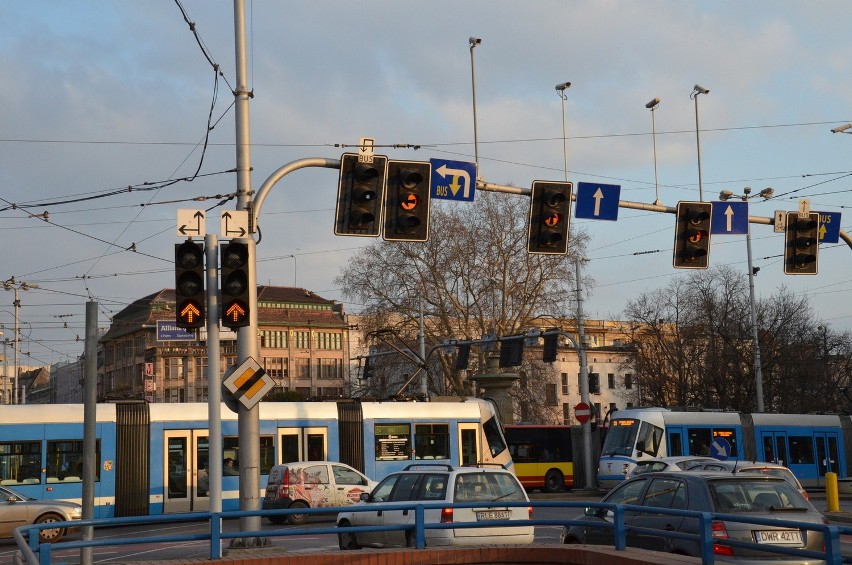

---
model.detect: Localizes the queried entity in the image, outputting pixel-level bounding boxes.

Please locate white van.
[262,461,376,525]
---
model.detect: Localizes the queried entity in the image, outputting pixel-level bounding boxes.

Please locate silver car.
[0,485,82,543]
[562,472,827,563]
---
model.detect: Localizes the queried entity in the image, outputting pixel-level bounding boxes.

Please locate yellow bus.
[504,425,573,492]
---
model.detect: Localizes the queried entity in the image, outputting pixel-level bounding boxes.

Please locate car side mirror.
[360,492,371,502]
[584,506,598,517]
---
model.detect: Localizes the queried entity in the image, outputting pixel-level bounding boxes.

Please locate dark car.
[561,472,827,563]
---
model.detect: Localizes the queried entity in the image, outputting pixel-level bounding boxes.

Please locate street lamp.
[719,186,773,412]
[691,84,710,202]
[555,81,572,181]
[646,97,662,205]
[469,37,482,177]
[831,123,852,134]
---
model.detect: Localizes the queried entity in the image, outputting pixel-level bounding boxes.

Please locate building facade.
[98,286,350,402]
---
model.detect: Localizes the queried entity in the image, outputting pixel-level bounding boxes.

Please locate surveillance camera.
[645,97,660,109]
[693,84,710,95]
[469,37,482,45]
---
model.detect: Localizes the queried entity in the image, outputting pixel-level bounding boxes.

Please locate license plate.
[754,530,803,545]
[476,510,510,521]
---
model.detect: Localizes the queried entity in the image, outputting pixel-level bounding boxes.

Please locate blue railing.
[13,500,852,565]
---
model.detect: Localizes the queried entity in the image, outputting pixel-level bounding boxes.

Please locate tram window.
[280,434,299,463]
[0,441,41,484]
[687,429,713,456]
[46,440,100,482]
[788,436,814,464]
[483,416,508,457]
[375,424,412,461]
[414,424,449,459]
[636,422,663,456]
[222,435,275,474]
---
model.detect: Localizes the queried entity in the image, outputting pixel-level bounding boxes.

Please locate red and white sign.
[575,402,592,424]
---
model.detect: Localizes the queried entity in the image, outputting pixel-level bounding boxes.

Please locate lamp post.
[555,82,571,182]
[469,37,482,176]
[646,97,661,205]
[287,253,298,287]
[691,84,710,202]
[719,187,773,412]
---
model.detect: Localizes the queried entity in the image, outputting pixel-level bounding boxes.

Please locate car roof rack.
[403,463,454,471]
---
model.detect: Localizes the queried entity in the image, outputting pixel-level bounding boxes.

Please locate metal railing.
[14,500,852,565]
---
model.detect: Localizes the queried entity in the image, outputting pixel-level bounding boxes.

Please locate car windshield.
[710,479,809,513]
[634,461,668,474]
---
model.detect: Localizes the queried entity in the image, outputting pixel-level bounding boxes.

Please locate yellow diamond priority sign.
[223,356,275,410]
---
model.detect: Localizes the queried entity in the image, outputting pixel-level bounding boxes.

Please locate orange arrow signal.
[225,302,246,322]
[180,303,201,323]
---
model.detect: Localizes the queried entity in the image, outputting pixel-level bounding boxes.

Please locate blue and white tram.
[597,407,849,489]
[0,397,512,517]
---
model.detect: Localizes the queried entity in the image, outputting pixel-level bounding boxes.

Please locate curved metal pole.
[252,158,341,228]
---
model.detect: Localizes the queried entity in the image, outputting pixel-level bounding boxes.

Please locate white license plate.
[754,530,803,545]
[476,510,510,521]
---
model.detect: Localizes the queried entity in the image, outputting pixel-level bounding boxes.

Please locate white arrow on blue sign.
[430,158,477,202]
[710,437,731,461]
[711,201,749,235]
[574,182,621,220]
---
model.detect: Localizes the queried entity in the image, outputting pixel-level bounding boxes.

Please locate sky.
[2,1,852,369]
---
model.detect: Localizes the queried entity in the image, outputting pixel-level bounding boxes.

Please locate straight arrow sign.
[711,201,748,235]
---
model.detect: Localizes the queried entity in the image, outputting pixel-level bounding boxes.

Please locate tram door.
[458,424,480,466]
[815,433,841,486]
[277,427,328,463]
[164,430,209,513]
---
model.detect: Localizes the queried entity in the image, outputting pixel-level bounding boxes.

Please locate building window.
[260,330,288,349]
[316,358,342,380]
[315,332,342,350]
[607,373,615,389]
[562,403,570,425]
[294,331,311,349]
[624,374,633,390]
[561,373,568,395]
[263,357,287,378]
[295,358,311,379]
[546,383,558,406]
[165,358,184,380]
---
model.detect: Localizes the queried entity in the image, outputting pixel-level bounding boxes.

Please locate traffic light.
[220,240,251,328]
[361,357,374,380]
[174,240,205,329]
[673,201,712,269]
[334,153,387,237]
[455,343,472,370]
[527,181,572,254]
[784,211,819,275]
[384,159,432,242]
[543,333,559,363]
[499,337,524,368]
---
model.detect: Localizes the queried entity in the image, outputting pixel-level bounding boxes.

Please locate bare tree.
[335,190,587,407]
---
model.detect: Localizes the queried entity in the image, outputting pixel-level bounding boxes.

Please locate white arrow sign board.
[177,209,206,238]
[220,210,249,239]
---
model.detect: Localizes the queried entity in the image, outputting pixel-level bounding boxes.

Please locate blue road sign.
[817,211,841,244]
[710,437,731,461]
[430,158,476,201]
[711,200,748,235]
[574,182,621,220]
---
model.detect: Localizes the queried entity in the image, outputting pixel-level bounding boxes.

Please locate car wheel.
[286,501,309,525]
[543,469,564,493]
[35,513,66,543]
[267,514,287,525]
[337,520,360,550]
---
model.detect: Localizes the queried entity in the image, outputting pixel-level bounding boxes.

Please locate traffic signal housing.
[543,333,559,363]
[673,201,712,269]
[220,240,251,328]
[499,336,524,368]
[384,159,432,242]
[528,181,572,254]
[174,240,205,329]
[784,211,819,275]
[335,153,387,237]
